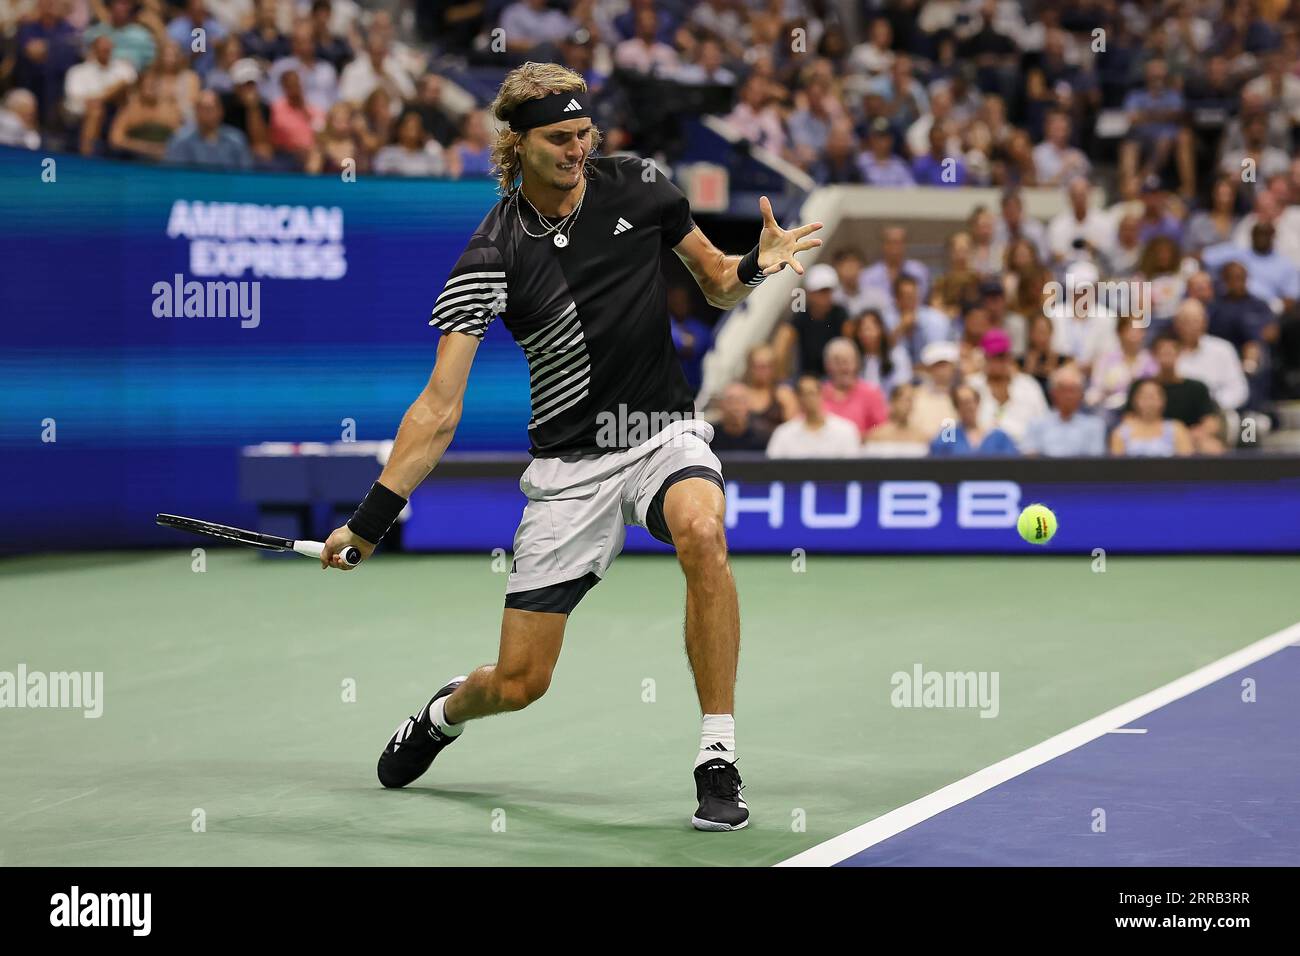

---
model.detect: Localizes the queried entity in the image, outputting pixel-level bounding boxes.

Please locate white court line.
[1107,728,1148,734]
[776,620,1300,867]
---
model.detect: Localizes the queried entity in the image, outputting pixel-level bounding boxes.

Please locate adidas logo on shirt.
[562,98,582,112]
[613,217,633,235]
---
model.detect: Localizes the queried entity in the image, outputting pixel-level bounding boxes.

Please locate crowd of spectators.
[0,0,492,172]
[4,1,1297,184]
[701,192,1299,457]
[2,0,1298,456]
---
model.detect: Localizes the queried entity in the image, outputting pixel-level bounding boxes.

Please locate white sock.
[428,696,464,737]
[695,713,735,768]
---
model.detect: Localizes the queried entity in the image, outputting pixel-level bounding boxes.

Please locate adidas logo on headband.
[508,91,590,131]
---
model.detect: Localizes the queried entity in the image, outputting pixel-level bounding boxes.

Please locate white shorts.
[504,419,723,611]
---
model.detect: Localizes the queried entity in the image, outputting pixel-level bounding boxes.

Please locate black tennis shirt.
[430,155,699,457]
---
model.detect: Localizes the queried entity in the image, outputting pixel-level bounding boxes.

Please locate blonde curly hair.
[488,61,603,197]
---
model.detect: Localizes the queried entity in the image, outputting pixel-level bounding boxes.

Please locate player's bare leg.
[663,478,747,831]
[376,608,565,788]
[665,479,739,713]
[443,609,566,721]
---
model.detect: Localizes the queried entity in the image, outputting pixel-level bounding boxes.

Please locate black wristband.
[737,244,767,287]
[347,481,407,546]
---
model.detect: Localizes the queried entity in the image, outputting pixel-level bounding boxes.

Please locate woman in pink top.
[820,337,888,438]
[269,69,324,165]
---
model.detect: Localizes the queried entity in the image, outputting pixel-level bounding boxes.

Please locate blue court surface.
[778,628,1300,868]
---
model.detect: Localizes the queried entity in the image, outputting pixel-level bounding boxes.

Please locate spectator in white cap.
[773,262,848,379]
[909,340,960,441]
[1046,259,1118,374]
[1021,365,1106,456]
[219,57,271,162]
[766,375,862,459]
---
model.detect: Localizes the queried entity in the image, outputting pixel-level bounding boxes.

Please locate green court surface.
[1,551,1296,867]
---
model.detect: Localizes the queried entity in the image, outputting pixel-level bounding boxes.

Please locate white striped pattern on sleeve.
[429,269,507,339]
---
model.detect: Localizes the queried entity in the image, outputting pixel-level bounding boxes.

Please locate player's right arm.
[322,229,507,569]
[377,332,479,497]
[320,332,478,568]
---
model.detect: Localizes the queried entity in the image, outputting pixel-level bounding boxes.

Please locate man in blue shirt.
[164,90,253,169]
[666,285,711,395]
[884,274,951,364]
[1136,177,1184,246]
[166,0,227,78]
[1202,223,1300,313]
[1120,59,1187,192]
[809,121,865,185]
[1021,365,1106,456]
[929,383,1018,456]
[1210,260,1278,346]
[862,225,931,305]
[1211,260,1281,409]
[857,117,915,187]
[911,124,966,187]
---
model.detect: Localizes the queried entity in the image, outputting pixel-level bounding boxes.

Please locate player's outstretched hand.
[756,195,823,277]
[320,525,375,570]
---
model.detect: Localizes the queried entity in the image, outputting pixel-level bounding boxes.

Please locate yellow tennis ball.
[1017,503,1057,545]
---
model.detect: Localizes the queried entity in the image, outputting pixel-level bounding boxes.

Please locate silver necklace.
[519,190,583,247]
[515,176,586,248]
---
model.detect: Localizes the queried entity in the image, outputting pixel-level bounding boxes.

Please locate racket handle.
[295,540,361,568]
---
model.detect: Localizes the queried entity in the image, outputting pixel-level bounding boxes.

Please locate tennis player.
[321,62,822,831]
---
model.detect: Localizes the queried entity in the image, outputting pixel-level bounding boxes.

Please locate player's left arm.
[673,195,823,310]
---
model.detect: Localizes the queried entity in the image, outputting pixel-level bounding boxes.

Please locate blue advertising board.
[0,147,531,550]
[400,474,1300,554]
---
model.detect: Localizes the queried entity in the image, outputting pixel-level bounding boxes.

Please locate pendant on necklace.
[553,234,569,248]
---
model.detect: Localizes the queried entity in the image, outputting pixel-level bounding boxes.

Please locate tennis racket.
[156,513,361,568]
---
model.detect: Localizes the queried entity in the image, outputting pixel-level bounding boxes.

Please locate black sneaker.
[692,759,749,831]
[376,676,467,789]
